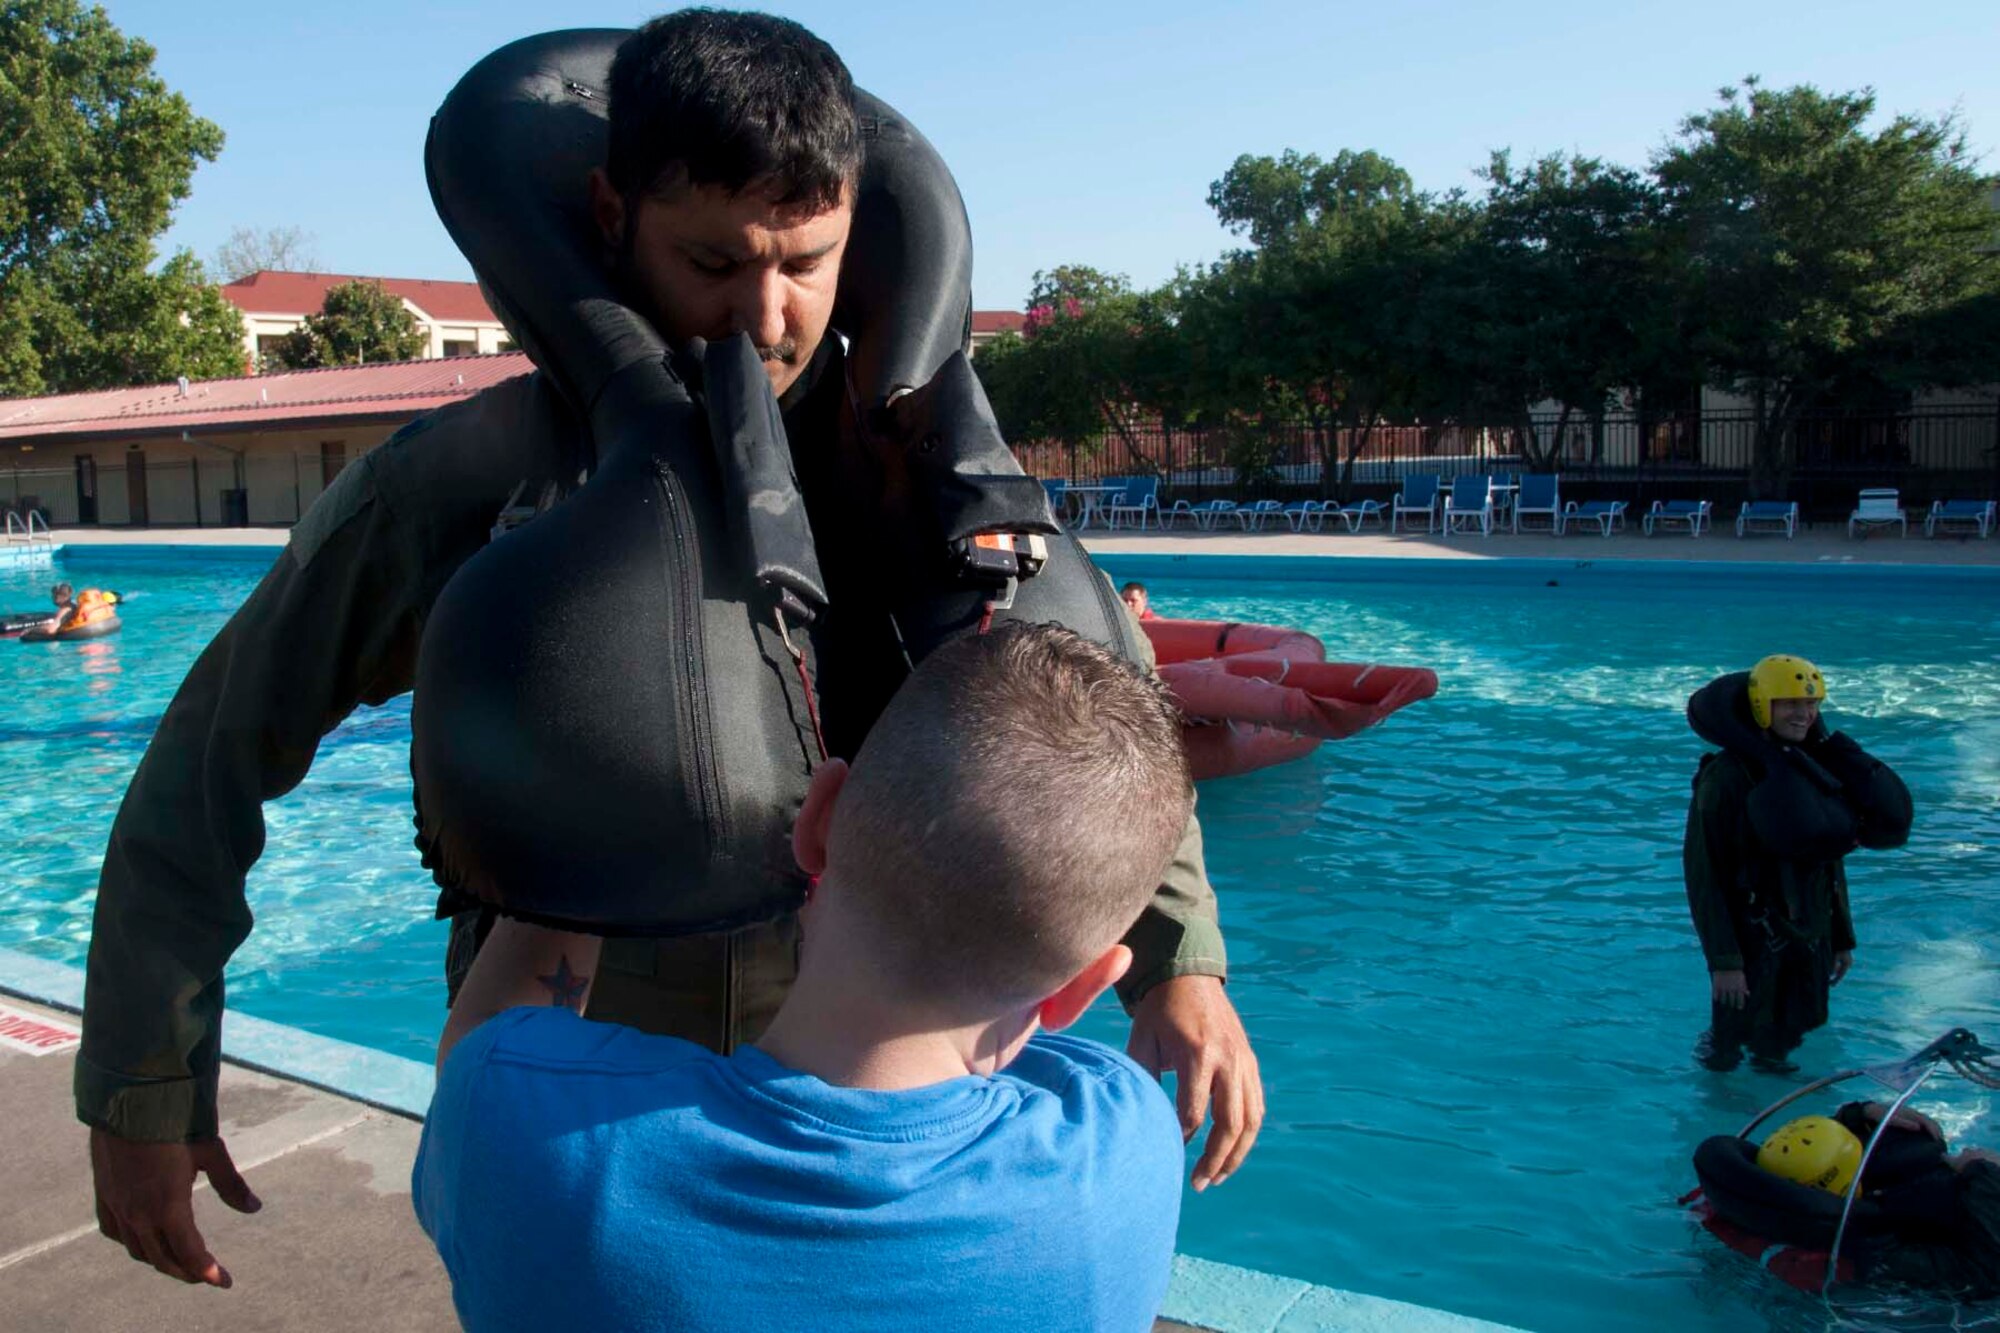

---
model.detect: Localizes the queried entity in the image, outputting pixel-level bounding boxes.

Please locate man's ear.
[588,168,626,249]
[792,759,849,877]
[1036,944,1133,1033]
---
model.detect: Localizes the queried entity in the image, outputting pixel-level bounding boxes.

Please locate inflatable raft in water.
[1142,618,1437,780]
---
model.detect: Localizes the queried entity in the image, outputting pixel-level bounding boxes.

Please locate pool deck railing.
[0,949,1521,1332]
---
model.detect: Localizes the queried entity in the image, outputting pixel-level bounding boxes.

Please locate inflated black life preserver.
[410,30,1113,935]
[1686,672,1911,863]
[1690,1113,1951,1291]
[19,612,121,643]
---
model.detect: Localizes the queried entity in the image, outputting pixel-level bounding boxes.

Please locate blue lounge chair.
[1107,476,1160,530]
[1562,499,1627,536]
[1443,475,1494,537]
[1327,499,1385,533]
[1235,499,1285,531]
[1391,474,1441,533]
[1281,500,1323,533]
[1737,501,1798,538]
[1165,499,1237,531]
[1511,474,1561,534]
[1926,499,1996,538]
[1644,499,1711,537]
[1847,488,1906,538]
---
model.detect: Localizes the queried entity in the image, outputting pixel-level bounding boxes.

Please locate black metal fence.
[1011,406,2000,522]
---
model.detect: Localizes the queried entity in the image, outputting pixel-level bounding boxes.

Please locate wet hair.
[1120,581,1147,597]
[606,9,859,213]
[828,622,1193,1010]
[50,582,73,602]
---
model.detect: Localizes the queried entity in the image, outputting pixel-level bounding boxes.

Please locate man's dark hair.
[1120,581,1147,597]
[607,9,859,212]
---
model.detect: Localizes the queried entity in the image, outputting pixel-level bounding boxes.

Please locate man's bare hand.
[1710,969,1749,1009]
[1831,951,1853,985]
[1126,975,1263,1192]
[90,1128,260,1287]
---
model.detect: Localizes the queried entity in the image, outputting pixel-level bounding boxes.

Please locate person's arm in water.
[80,376,583,1289]
[438,919,603,1071]
[1684,757,1751,1009]
[1113,607,1262,1192]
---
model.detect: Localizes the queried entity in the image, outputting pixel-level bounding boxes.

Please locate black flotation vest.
[1686,672,1913,865]
[409,30,1140,935]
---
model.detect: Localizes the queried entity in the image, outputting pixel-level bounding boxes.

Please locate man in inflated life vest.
[1684,654,1912,1073]
[61,588,118,633]
[1121,581,1158,620]
[1758,1105,2000,1296]
[80,8,1259,1293]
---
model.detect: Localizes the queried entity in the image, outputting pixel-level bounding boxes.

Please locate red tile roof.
[0,354,533,444]
[971,310,1026,335]
[220,271,499,324]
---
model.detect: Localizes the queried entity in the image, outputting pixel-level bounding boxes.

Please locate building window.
[443,339,476,358]
[255,334,287,368]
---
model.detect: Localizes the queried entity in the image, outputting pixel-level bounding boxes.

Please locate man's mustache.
[759,339,798,364]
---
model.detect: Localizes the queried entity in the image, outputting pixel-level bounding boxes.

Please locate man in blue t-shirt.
[414,620,1194,1331]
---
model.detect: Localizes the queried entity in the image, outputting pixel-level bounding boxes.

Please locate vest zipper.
[656,463,726,853]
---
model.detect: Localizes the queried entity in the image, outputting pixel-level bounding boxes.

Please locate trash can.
[221,487,250,527]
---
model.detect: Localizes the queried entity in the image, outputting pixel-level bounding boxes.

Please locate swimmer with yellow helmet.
[1683,654,1911,1074]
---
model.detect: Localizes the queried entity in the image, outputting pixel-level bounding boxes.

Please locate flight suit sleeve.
[1683,758,1749,973]
[74,446,432,1141]
[1111,583,1226,1006]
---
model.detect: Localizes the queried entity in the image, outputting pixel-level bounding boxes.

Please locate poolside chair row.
[1389,476,1999,541]
[1040,474,1996,541]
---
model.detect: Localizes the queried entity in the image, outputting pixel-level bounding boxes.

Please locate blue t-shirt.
[413,1008,1182,1332]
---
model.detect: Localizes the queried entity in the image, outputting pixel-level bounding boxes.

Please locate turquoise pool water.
[4,548,1997,1332]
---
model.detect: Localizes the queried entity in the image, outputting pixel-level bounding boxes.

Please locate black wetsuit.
[1684,749,1856,1069]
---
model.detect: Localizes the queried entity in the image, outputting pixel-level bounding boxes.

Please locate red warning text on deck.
[0,1006,82,1057]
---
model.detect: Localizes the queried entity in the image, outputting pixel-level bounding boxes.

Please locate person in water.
[81,8,1258,1292]
[1121,581,1156,620]
[417,624,1188,1331]
[1684,654,1904,1073]
[1758,1103,2000,1296]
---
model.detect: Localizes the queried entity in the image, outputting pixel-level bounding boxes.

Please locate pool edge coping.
[0,947,1525,1333]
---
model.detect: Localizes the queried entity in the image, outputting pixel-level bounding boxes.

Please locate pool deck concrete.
[37,519,2000,568]
[0,952,1519,1332]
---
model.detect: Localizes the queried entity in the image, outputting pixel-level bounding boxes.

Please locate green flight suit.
[1683,750,1855,1066]
[75,355,1227,1143]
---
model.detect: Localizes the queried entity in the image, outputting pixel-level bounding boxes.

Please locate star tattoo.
[537,955,589,1010]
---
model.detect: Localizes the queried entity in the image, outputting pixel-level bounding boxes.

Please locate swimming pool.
[4,548,1996,1332]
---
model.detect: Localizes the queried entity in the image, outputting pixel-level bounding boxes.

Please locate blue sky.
[111,0,2000,312]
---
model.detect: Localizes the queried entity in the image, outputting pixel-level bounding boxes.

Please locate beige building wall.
[2,421,411,528]
[242,306,511,370]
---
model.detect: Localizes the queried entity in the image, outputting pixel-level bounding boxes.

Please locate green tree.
[265,279,425,370]
[0,0,242,395]
[1468,151,1668,465]
[972,265,1176,470]
[1200,150,1462,497]
[1655,79,2000,492]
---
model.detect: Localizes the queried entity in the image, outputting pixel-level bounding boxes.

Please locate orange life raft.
[1143,618,1438,781]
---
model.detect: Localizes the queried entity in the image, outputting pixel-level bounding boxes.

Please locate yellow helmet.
[1756,1115,1863,1194]
[1747,654,1826,729]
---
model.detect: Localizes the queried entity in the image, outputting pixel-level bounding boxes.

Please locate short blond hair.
[829,622,1192,1008]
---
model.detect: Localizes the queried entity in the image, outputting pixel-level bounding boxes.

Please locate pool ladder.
[3,509,55,562]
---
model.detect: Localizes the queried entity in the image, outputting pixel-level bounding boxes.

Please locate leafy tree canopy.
[0,0,242,396]
[263,279,425,370]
